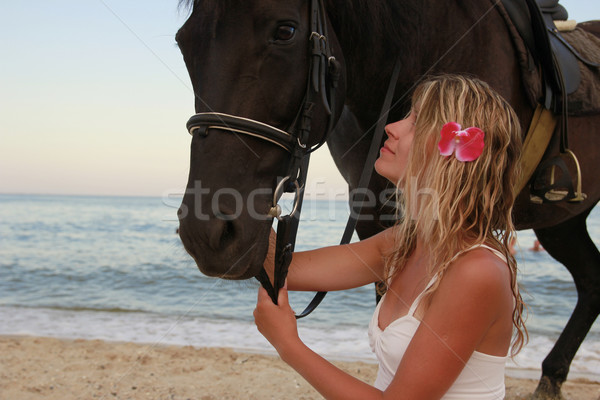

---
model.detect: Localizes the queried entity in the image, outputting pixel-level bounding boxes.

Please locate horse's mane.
[326,0,412,60]
[326,0,418,111]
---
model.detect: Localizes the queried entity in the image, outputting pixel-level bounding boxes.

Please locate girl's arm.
[255,251,511,400]
[264,227,394,292]
[254,285,384,400]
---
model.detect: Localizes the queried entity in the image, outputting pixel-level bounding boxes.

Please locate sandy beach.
[1,336,598,400]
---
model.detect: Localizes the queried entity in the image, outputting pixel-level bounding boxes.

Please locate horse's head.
[175,0,346,279]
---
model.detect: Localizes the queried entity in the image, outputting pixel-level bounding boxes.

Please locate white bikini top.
[368,245,508,399]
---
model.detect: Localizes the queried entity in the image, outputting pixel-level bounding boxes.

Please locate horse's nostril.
[219,219,236,249]
[204,207,238,251]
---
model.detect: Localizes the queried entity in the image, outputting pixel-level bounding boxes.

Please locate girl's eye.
[275,25,296,41]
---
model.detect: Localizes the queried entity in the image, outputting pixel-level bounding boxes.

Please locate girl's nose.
[385,120,401,139]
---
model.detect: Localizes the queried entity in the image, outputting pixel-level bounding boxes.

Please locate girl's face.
[374,110,417,184]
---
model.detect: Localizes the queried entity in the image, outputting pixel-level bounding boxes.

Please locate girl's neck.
[411,239,430,270]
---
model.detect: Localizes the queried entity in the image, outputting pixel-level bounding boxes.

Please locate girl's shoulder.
[440,246,511,298]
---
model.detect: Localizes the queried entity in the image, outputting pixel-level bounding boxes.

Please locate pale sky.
[0,1,597,198]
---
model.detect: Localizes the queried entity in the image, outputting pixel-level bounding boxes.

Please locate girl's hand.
[254,282,301,355]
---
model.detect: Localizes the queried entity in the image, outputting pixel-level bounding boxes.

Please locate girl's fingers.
[257,285,270,302]
[277,280,289,306]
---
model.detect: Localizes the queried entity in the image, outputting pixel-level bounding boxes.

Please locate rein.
[185,0,399,318]
[255,56,400,319]
[290,59,401,319]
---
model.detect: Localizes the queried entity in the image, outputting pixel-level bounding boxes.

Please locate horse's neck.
[330,0,525,124]
[327,0,418,99]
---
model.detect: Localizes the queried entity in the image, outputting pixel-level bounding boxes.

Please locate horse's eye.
[275,25,296,41]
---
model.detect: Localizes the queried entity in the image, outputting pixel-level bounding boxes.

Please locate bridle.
[185,0,342,315]
[184,0,400,318]
[186,0,340,180]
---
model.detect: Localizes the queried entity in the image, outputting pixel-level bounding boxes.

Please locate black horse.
[175,1,600,398]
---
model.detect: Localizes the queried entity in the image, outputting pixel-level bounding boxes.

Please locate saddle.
[499,0,599,203]
[502,0,599,110]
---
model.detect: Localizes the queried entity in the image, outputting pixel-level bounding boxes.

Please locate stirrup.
[529,149,586,204]
[564,149,587,202]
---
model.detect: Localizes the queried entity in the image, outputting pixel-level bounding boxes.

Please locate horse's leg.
[531,206,600,400]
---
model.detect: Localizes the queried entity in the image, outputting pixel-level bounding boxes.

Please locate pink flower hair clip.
[438,122,485,162]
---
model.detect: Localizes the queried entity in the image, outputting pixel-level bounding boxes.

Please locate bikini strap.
[406,245,506,317]
[478,244,508,263]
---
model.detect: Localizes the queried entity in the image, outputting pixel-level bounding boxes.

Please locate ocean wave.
[1,194,599,383]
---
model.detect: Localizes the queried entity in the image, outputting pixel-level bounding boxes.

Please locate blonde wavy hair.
[385,74,527,356]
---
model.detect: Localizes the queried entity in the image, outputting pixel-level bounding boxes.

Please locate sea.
[0,193,599,381]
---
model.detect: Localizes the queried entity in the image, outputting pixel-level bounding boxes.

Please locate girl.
[254,75,527,399]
